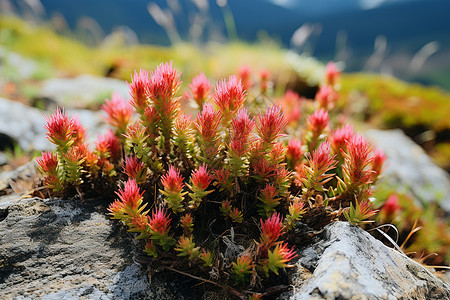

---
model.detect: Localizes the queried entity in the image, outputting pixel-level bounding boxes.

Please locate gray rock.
[365,129,450,213]
[283,221,450,300]
[0,47,38,81]
[0,196,185,300]
[0,97,108,152]
[40,75,129,108]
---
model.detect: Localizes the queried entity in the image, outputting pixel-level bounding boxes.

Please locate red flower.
[213,75,246,117]
[330,124,354,155]
[44,108,74,148]
[113,179,144,214]
[36,151,58,174]
[128,69,150,112]
[278,90,302,124]
[96,129,121,162]
[253,157,275,180]
[189,72,211,109]
[325,61,340,86]
[259,69,270,94]
[383,194,401,216]
[273,242,297,264]
[260,212,284,246]
[238,64,253,92]
[71,115,86,146]
[371,148,387,180]
[102,91,133,133]
[308,142,336,177]
[342,134,374,187]
[230,108,255,156]
[194,103,221,143]
[190,165,212,191]
[256,105,287,145]
[147,61,181,101]
[148,207,171,236]
[161,165,184,194]
[315,85,338,110]
[307,109,329,135]
[123,156,147,183]
[287,139,304,167]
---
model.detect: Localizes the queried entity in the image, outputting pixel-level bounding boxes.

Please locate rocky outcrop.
[366,129,450,214]
[0,195,187,299]
[39,75,129,108]
[283,221,450,300]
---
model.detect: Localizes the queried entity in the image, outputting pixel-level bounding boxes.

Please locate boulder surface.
[282,221,450,299]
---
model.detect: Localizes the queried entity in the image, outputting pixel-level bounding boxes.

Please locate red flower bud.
[161,165,185,194]
[102,91,133,133]
[36,151,58,174]
[315,85,338,110]
[230,108,255,156]
[148,207,172,236]
[194,103,221,143]
[44,108,74,148]
[190,165,212,191]
[383,194,401,216]
[330,124,354,155]
[189,73,211,109]
[213,75,246,116]
[128,69,150,112]
[260,212,284,246]
[278,90,302,124]
[325,61,340,86]
[287,139,304,167]
[123,156,147,183]
[307,109,329,136]
[256,105,287,145]
[238,64,253,92]
[96,129,121,162]
[147,61,181,101]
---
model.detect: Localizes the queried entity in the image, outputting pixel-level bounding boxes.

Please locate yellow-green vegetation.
[340,73,450,131]
[0,15,309,87]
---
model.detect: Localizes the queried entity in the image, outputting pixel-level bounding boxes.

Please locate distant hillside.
[5,0,450,89]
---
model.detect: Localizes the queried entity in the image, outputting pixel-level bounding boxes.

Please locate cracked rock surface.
[0,196,185,300]
[282,222,450,300]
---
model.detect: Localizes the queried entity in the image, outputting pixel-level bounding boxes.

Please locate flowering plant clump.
[36,61,386,298]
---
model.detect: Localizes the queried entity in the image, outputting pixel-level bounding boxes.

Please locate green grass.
[340,73,450,131]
